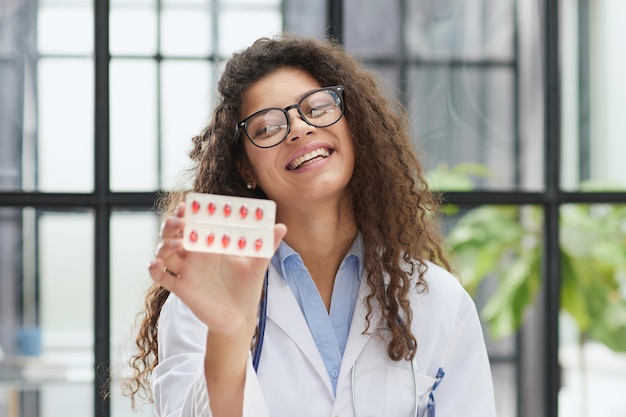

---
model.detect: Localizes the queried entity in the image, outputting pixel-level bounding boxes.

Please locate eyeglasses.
[237,85,345,148]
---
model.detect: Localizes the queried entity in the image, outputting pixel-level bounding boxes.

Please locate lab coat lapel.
[265,265,334,396]
[339,277,382,381]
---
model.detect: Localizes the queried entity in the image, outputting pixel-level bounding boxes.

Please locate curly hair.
[123,33,451,407]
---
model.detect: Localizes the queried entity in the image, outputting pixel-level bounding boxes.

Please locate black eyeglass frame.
[236,85,345,148]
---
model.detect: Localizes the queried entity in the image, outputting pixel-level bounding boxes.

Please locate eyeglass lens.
[243,87,343,148]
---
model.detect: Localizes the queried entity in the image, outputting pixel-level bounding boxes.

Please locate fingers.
[273,223,288,253]
[174,201,185,218]
[154,202,187,278]
[159,204,186,244]
[160,210,185,240]
[148,258,179,292]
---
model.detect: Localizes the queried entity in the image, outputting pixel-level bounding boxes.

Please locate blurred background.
[0,0,625,416]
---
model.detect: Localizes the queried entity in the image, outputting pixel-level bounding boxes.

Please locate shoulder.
[411,261,480,328]
[420,261,467,301]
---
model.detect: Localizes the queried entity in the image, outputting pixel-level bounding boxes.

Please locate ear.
[236,154,257,187]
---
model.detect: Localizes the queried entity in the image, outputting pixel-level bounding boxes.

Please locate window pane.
[39,210,93,372]
[110,211,157,417]
[559,0,579,191]
[0,208,25,358]
[110,6,157,56]
[221,0,280,5]
[345,1,544,192]
[41,0,92,4]
[160,60,212,190]
[409,67,518,191]
[218,9,282,56]
[37,4,93,55]
[588,2,626,189]
[0,67,25,191]
[0,388,18,416]
[0,208,94,417]
[560,0,626,191]
[110,59,158,192]
[363,64,402,103]
[38,58,94,192]
[344,0,402,59]
[38,211,94,416]
[491,363,517,417]
[161,5,212,57]
[284,0,326,39]
[41,384,92,417]
[559,204,626,415]
[111,0,155,6]
[404,0,514,60]
[162,0,208,4]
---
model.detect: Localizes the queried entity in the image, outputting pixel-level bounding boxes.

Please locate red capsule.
[206,232,215,246]
[208,202,216,215]
[189,231,198,243]
[191,200,200,214]
[238,237,246,249]
[254,238,263,251]
[222,234,230,248]
[255,207,264,220]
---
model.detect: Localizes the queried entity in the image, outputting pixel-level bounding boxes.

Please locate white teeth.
[288,148,331,170]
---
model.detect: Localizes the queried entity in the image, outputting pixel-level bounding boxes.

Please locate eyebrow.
[277,87,322,108]
[295,87,320,102]
[241,86,325,122]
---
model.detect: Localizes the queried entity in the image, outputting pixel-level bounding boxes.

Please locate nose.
[285,107,316,142]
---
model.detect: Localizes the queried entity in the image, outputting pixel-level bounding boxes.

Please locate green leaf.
[589,300,626,351]
[441,170,626,354]
[560,254,591,331]
[481,249,540,338]
[427,164,475,191]
[428,163,501,191]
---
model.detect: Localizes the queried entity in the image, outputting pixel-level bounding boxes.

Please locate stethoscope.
[251,271,269,371]
[252,271,445,417]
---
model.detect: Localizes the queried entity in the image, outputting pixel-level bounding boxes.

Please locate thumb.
[272,223,288,253]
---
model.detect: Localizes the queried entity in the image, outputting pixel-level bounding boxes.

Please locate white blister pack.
[183,192,277,258]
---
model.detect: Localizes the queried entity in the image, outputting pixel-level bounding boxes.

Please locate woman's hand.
[148,201,287,335]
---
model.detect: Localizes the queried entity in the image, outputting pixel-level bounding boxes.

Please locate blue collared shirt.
[270,234,363,395]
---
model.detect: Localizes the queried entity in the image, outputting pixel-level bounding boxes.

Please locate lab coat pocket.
[385,366,436,417]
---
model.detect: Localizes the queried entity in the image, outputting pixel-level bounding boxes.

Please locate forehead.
[240,68,322,118]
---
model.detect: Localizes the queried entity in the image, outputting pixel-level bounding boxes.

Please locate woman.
[125,34,496,417]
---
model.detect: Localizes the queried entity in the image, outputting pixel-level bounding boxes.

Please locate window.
[0,1,282,416]
[1,1,625,416]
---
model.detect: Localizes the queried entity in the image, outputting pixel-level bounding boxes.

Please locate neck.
[278,194,356,254]
[277,195,357,310]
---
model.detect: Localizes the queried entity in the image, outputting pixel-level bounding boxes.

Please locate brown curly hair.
[123,33,451,407]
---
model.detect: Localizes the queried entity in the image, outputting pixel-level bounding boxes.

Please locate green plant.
[429,164,626,351]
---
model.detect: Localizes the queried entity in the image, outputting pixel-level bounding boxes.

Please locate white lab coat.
[152,261,497,417]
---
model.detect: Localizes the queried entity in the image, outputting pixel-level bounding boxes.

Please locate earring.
[246,182,254,189]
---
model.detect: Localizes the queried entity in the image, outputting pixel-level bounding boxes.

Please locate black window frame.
[2,1,626,417]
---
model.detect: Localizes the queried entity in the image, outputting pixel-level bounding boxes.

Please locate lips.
[286,147,332,170]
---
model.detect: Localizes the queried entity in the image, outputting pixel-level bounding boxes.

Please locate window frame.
[2,1,626,417]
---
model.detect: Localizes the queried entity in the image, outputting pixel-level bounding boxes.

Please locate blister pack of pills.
[183,192,276,258]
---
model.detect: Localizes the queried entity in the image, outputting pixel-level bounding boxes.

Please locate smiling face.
[238,67,355,215]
